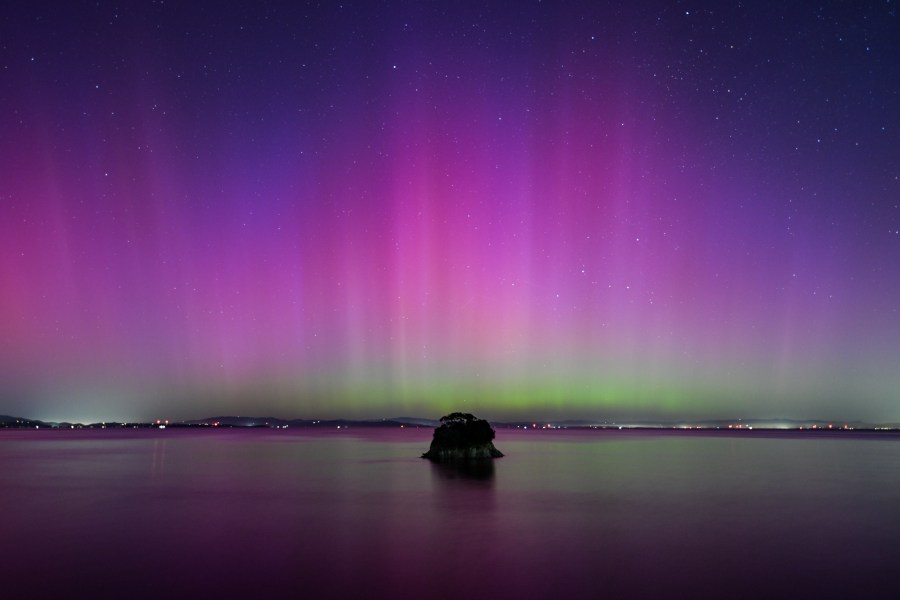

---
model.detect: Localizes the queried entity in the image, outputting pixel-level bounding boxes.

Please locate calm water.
[1,428,898,599]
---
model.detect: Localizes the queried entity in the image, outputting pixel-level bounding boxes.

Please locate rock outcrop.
[422,412,504,461]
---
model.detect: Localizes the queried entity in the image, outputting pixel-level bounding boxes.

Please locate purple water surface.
[1,428,898,598]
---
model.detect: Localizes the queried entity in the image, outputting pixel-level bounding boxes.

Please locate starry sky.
[1,1,899,423]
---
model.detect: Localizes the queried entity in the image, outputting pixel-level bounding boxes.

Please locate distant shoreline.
[2,420,899,440]
[4,413,899,430]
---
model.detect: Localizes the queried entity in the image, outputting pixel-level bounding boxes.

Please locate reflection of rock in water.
[430,458,496,483]
[429,454,498,532]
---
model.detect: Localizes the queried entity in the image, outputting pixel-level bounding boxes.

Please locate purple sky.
[1,1,898,422]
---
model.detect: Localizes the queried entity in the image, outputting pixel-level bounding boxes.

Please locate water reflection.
[429,459,496,484]
[150,438,167,477]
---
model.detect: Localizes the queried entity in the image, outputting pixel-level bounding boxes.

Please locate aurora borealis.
[1,1,898,422]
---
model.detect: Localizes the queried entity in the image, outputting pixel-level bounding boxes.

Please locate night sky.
[1,1,898,423]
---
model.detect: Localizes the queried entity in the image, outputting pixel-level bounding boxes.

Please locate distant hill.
[388,416,440,427]
[0,415,50,428]
[184,416,425,428]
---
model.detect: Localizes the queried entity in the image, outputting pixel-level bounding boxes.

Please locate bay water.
[1,428,897,598]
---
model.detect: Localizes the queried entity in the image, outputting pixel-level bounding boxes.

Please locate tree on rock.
[422,413,504,461]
